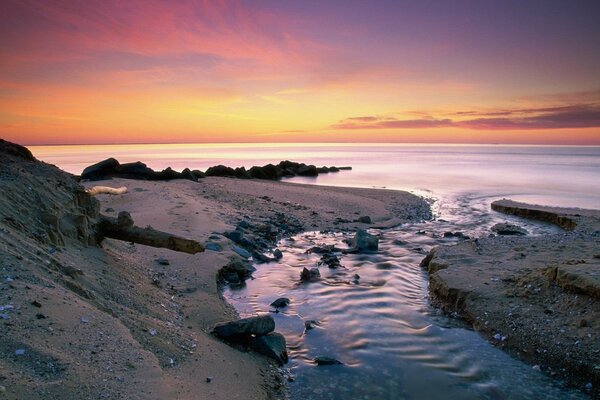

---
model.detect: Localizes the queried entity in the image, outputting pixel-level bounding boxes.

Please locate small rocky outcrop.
[314,356,343,366]
[81,158,351,182]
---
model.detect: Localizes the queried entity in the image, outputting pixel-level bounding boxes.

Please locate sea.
[31,143,600,399]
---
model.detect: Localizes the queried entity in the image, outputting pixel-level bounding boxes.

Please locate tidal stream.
[225,193,587,400]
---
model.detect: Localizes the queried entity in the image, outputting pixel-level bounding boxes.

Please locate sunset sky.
[1,0,599,145]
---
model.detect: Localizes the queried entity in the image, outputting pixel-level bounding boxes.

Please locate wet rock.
[320,252,341,268]
[491,223,528,236]
[349,229,379,252]
[270,297,290,308]
[237,220,251,229]
[304,320,319,330]
[296,164,318,177]
[273,249,283,260]
[300,267,321,282]
[357,216,372,224]
[218,258,256,283]
[314,356,342,366]
[212,315,275,341]
[249,332,288,365]
[252,251,275,264]
[231,245,251,259]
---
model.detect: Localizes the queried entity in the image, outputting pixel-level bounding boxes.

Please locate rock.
[81,158,120,180]
[31,300,42,308]
[249,332,288,365]
[237,220,251,229]
[443,231,470,239]
[314,356,342,366]
[232,244,251,259]
[155,257,170,265]
[181,168,197,181]
[273,249,283,260]
[320,252,341,268]
[234,167,251,179]
[228,230,244,243]
[205,242,222,251]
[118,161,152,178]
[270,297,290,308]
[491,223,528,236]
[15,349,26,356]
[304,320,319,330]
[300,267,321,282]
[296,164,318,177]
[206,377,213,383]
[205,165,235,177]
[212,315,275,341]
[357,216,372,224]
[218,258,256,283]
[350,229,379,252]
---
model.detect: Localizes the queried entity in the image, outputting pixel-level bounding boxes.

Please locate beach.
[0,141,430,399]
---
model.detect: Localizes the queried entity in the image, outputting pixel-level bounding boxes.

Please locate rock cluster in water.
[81,158,351,182]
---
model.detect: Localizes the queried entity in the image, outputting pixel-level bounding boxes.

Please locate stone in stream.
[231,244,251,259]
[491,223,528,236]
[249,332,288,365]
[217,258,256,283]
[304,320,320,330]
[300,267,321,282]
[212,315,275,341]
[314,356,343,366]
[270,297,290,308]
[273,249,283,260]
[349,229,379,252]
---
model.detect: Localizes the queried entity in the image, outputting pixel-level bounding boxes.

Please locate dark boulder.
[117,161,152,178]
[181,168,197,182]
[234,167,251,179]
[297,164,318,177]
[81,158,120,180]
[270,297,290,308]
[357,216,372,224]
[250,332,288,365]
[213,315,275,341]
[0,139,35,161]
[205,165,235,177]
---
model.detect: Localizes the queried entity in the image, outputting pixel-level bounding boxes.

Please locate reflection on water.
[31,143,600,209]
[225,193,585,399]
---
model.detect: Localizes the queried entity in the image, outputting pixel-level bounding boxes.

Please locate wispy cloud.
[332,99,600,131]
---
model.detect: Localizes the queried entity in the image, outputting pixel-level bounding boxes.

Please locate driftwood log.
[98,211,204,254]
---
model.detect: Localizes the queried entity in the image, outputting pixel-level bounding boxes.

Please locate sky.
[1,0,599,145]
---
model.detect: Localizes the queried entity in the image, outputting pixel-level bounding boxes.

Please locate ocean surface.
[31,143,600,209]
[31,143,599,399]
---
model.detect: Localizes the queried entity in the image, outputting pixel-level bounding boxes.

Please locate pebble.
[31,300,42,308]
[206,376,213,383]
[80,317,89,323]
[149,328,157,336]
[155,257,170,266]
[15,349,25,356]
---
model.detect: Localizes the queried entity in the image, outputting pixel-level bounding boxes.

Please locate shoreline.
[2,139,598,398]
[422,200,600,397]
[0,140,431,399]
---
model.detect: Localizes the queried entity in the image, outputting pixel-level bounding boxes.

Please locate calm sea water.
[30,143,600,209]
[30,143,598,399]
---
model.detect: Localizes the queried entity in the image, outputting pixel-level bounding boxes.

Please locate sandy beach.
[0,141,430,399]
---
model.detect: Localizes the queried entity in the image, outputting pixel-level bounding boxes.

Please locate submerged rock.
[249,332,288,365]
[212,315,275,341]
[218,258,256,284]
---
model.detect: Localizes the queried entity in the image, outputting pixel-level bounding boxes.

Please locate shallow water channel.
[224,193,587,400]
